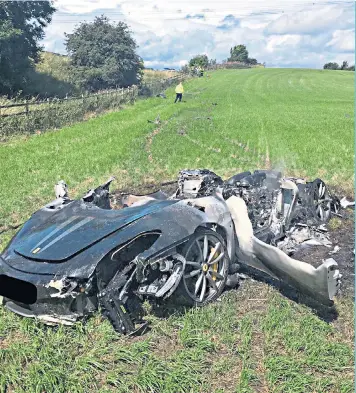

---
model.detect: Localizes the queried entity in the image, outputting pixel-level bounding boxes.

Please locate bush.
[65,16,143,92]
[189,55,209,69]
[323,62,340,70]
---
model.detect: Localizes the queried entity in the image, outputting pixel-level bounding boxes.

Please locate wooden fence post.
[82,94,85,119]
[47,98,50,129]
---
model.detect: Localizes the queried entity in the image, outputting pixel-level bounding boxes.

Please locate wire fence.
[139,74,187,97]
[0,73,188,139]
[208,62,265,70]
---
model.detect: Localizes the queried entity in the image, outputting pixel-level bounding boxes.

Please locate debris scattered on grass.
[329,245,341,255]
[54,180,68,199]
[147,114,161,125]
[340,197,355,209]
[194,116,213,121]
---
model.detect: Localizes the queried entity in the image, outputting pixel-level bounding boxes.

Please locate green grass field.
[0,68,354,393]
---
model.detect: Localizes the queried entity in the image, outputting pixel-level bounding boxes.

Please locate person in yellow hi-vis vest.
[174,82,184,103]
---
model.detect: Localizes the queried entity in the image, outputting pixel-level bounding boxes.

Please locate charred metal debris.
[0,169,352,334]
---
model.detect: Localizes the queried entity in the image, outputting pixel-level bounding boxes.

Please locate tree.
[181,64,190,74]
[65,16,143,91]
[323,62,339,70]
[228,45,260,65]
[340,60,349,70]
[0,1,55,95]
[228,44,249,62]
[247,58,258,65]
[189,54,209,69]
[208,58,217,69]
[347,64,355,71]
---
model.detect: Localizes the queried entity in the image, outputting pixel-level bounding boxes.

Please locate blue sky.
[43,0,355,69]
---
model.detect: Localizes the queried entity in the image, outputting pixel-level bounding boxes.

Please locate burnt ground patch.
[110,180,178,207]
[293,208,354,296]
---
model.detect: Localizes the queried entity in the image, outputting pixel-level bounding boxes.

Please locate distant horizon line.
[41,51,354,70]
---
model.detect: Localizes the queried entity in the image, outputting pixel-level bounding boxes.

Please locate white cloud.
[43,0,355,69]
[53,0,123,14]
[266,35,302,53]
[264,4,354,35]
[327,29,355,52]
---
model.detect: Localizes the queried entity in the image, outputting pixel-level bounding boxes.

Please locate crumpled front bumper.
[0,256,97,325]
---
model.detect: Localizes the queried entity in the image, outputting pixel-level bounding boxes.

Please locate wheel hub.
[182,232,228,304]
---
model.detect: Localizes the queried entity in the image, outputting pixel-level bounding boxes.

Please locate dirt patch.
[111,180,177,200]
[145,128,161,163]
[293,208,354,296]
[151,334,182,360]
[265,144,271,169]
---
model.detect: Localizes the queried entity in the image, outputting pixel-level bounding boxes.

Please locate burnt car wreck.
[0,169,344,334]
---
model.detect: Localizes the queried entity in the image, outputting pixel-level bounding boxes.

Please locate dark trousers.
[175,93,182,103]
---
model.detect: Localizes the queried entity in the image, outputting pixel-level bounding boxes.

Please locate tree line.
[323,61,354,71]
[1,0,260,98]
[185,45,261,72]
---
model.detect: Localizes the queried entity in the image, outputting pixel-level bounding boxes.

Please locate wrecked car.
[0,170,342,334]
